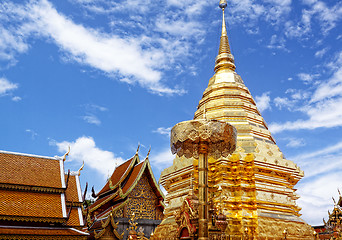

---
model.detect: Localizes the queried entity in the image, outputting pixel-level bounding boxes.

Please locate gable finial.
[77,161,84,176]
[136,143,140,155]
[146,146,151,159]
[62,146,70,162]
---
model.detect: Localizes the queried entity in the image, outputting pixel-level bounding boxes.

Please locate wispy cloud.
[84,103,108,112]
[297,73,320,84]
[255,92,271,112]
[25,129,38,139]
[270,51,342,133]
[0,0,187,95]
[267,34,287,51]
[285,0,342,38]
[291,141,342,224]
[285,137,306,148]
[315,47,329,58]
[81,103,108,125]
[149,147,174,170]
[52,136,124,177]
[153,127,172,137]
[0,77,18,96]
[82,114,101,125]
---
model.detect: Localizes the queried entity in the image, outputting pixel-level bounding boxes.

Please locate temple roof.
[89,153,164,217]
[0,151,64,189]
[0,150,86,231]
[0,189,65,221]
[97,154,138,197]
[65,174,83,203]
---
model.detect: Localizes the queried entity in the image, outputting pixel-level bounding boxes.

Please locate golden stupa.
[153,0,314,239]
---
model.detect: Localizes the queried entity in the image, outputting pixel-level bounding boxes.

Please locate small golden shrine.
[154,0,314,239]
[86,148,165,240]
[0,150,88,239]
[314,190,342,239]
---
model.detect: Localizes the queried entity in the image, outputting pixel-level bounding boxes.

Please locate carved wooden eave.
[89,190,122,213]
[96,199,129,220]
[0,215,66,224]
[93,213,124,240]
[0,183,65,193]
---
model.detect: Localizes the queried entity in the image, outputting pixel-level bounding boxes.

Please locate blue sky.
[1,0,342,225]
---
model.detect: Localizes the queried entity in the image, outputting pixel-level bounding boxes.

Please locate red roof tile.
[65,175,81,203]
[0,152,62,189]
[122,162,144,194]
[0,190,64,219]
[66,207,81,227]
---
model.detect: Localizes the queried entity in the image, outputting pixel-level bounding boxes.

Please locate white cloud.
[311,53,342,102]
[0,77,18,95]
[255,92,271,112]
[0,26,29,65]
[267,34,287,50]
[270,97,342,133]
[25,129,38,139]
[11,96,21,101]
[291,141,342,225]
[297,73,320,84]
[52,136,124,177]
[274,97,291,110]
[292,141,342,163]
[155,16,204,39]
[270,51,342,133]
[153,127,172,137]
[0,0,186,95]
[82,114,101,125]
[285,137,306,148]
[315,47,328,58]
[149,147,174,169]
[285,0,342,38]
[297,172,341,225]
[81,103,108,125]
[84,103,107,112]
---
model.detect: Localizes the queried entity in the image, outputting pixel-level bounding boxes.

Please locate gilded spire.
[214,0,236,73]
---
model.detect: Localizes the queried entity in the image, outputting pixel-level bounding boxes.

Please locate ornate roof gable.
[96,152,140,197]
[89,153,165,218]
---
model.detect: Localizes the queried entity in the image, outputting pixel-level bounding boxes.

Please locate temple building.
[86,149,165,240]
[154,0,314,239]
[313,190,342,239]
[0,150,88,239]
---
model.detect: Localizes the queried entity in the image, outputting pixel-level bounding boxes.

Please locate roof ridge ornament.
[136,144,140,155]
[62,146,70,162]
[146,146,151,159]
[77,161,84,176]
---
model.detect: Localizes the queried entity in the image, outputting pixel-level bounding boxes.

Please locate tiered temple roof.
[0,150,88,239]
[86,150,164,239]
[314,191,342,239]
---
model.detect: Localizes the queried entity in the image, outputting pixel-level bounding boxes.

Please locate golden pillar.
[198,142,209,240]
[170,119,237,239]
